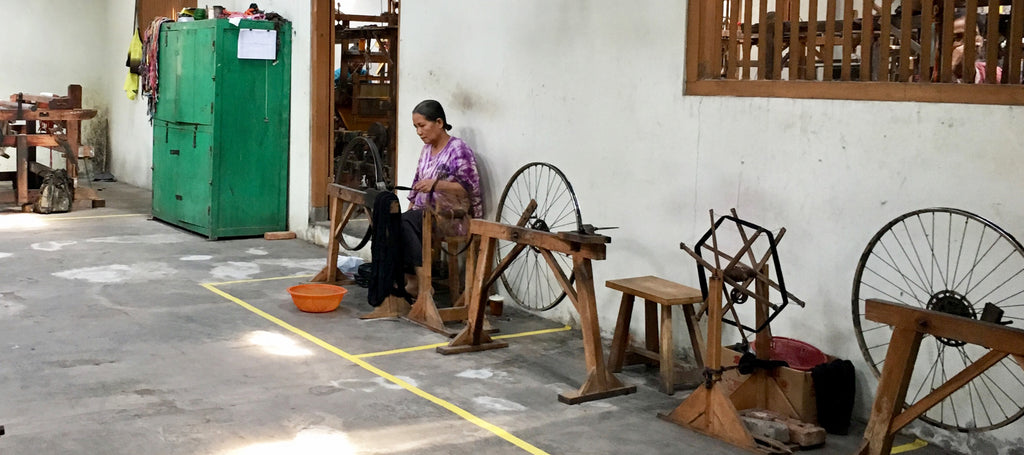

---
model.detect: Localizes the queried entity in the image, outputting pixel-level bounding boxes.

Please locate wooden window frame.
[685,0,1024,105]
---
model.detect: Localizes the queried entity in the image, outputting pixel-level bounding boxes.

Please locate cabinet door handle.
[170,149,180,155]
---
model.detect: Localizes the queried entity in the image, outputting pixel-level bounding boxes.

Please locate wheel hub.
[926,290,975,347]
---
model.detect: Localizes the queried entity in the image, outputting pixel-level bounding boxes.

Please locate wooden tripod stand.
[661,210,807,452]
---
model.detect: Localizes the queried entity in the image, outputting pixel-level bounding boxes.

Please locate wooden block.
[785,419,826,447]
[264,231,297,240]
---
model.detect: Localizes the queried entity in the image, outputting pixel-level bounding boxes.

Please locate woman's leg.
[401,209,424,295]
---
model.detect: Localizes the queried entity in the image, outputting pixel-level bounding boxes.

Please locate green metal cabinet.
[152,19,291,239]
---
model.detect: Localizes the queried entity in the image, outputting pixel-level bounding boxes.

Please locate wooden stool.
[607,275,705,395]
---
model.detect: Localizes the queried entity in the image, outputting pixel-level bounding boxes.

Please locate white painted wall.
[396,0,1024,452]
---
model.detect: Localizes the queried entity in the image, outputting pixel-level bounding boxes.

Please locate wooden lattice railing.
[686,0,1024,104]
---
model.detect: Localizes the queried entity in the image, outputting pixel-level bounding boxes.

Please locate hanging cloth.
[367,191,408,307]
[124,28,144,100]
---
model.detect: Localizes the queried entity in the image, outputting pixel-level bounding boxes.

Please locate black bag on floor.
[34,169,75,214]
[811,358,856,435]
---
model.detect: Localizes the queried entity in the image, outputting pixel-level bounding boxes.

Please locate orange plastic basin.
[287,284,347,313]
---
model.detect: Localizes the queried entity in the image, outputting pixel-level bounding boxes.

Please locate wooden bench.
[606,275,705,394]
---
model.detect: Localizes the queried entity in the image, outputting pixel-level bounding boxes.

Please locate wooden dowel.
[729,0,742,78]
[759,0,769,79]
[879,0,893,81]
[808,0,818,79]
[987,0,1000,82]
[1011,0,1024,83]
[789,0,803,79]
[842,0,854,80]
[964,0,978,82]
[775,0,786,79]
[900,0,914,81]
[862,0,875,80]
[941,0,955,82]
[920,0,934,83]
[824,0,837,80]
[743,0,754,79]
[686,0,701,81]
[713,0,726,77]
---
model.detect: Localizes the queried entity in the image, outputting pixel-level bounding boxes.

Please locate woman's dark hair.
[413,99,453,131]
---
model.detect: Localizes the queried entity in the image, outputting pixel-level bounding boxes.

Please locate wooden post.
[857,327,924,455]
[437,234,507,354]
[16,135,28,207]
[660,274,759,451]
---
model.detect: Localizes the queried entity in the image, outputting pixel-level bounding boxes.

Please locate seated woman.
[402,99,483,295]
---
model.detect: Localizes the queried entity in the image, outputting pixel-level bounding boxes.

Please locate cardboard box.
[718,347,818,424]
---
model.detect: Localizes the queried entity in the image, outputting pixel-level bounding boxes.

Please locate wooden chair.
[606,276,706,394]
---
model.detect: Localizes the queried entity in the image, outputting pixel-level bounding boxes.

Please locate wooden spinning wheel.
[853,208,1024,435]
[439,163,635,404]
[662,209,807,453]
[494,162,584,311]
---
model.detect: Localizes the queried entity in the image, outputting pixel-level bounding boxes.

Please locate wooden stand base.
[558,371,637,404]
[361,295,411,319]
[659,384,758,450]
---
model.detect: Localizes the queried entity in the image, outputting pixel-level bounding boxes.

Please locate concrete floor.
[0,182,958,454]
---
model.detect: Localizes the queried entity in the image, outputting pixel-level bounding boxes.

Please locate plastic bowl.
[287,284,347,313]
[770,336,829,371]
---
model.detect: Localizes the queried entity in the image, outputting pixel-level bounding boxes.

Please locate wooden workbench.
[0,84,100,210]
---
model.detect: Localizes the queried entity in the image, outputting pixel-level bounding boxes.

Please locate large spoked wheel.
[495,162,583,311]
[333,136,389,251]
[852,207,1024,432]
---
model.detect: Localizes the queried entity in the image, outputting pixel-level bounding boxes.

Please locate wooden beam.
[865,299,1024,355]
[685,79,1024,104]
[468,219,607,260]
[890,349,1008,432]
[1,135,59,147]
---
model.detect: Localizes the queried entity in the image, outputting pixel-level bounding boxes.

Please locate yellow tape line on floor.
[201,283,551,455]
[892,439,928,453]
[39,213,148,221]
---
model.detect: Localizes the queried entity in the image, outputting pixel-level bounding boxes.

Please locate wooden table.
[0,84,98,209]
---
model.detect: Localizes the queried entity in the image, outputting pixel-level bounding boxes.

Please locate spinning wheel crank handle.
[579,224,617,235]
[680,242,806,308]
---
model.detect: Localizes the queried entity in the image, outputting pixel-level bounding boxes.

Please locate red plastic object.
[770,336,829,371]
[287,284,347,313]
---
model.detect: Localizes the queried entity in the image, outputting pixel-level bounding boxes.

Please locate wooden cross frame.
[438,202,637,404]
[660,210,806,452]
[857,299,1024,455]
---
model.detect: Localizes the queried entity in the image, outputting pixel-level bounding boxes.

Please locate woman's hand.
[412,178,437,193]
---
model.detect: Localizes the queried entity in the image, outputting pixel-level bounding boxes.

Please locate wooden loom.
[660,210,807,453]
[437,200,637,404]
